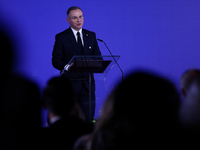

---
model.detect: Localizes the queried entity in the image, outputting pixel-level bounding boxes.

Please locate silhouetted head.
[0,29,13,78]
[180,69,200,99]
[98,70,181,131]
[42,77,76,117]
[180,70,200,132]
[88,70,181,150]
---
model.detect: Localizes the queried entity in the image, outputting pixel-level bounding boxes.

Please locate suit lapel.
[66,28,81,55]
[82,29,89,55]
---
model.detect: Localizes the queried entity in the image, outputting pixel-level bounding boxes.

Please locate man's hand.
[64,63,74,71]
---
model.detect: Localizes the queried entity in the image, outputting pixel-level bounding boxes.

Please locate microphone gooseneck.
[97,39,124,81]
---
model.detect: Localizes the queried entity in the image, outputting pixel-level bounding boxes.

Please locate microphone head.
[97,39,103,42]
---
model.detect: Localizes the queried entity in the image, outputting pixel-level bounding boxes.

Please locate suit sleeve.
[93,33,102,56]
[52,34,66,71]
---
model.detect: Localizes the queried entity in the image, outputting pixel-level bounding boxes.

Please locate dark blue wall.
[1,0,200,125]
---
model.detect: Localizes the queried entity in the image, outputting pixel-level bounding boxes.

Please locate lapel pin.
[89,46,91,49]
[86,34,88,36]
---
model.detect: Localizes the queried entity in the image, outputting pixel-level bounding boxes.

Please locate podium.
[62,55,120,121]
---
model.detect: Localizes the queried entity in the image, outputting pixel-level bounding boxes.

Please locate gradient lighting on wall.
[1,0,200,126]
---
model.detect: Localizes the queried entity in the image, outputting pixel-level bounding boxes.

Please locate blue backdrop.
[1,0,200,125]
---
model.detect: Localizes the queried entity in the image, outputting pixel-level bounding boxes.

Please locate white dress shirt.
[71,27,84,46]
[64,27,84,71]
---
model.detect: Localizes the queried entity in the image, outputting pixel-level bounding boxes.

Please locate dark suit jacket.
[52,28,102,93]
[41,116,94,150]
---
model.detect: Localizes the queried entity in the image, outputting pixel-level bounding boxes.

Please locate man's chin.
[71,25,82,31]
[76,25,82,29]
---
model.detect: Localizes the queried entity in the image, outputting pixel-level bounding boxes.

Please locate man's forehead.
[69,9,83,16]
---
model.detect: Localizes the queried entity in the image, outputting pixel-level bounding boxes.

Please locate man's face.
[67,9,84,31]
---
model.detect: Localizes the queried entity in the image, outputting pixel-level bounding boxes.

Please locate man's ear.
[66,17,70,23]
[181,87,187,99]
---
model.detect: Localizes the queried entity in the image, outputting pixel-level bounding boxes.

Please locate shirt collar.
[71,27,82,36]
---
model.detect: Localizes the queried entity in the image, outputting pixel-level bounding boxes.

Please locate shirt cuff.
[64,64,70,71]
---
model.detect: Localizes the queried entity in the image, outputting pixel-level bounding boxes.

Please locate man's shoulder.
[82,28,96,35]
[55,28,71,37]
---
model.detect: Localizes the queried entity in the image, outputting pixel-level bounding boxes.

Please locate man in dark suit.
[42,77,94,150]
[52,6,102,122]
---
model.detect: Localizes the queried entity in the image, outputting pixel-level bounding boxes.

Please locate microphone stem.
[102,40,124,81]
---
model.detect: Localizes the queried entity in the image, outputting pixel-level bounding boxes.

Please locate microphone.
[97,39,124,81]
[97,39,103,42]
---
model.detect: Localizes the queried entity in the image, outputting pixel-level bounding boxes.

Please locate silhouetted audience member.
[180,69,200,99]
[180,69,200,133]
[42,76,94,150]
[0,29,13,77]
[1,75,41,150]
[74,71,183,150]
[0,28,42,150]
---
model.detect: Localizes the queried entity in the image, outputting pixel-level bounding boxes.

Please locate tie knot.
[77,32,80,36]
